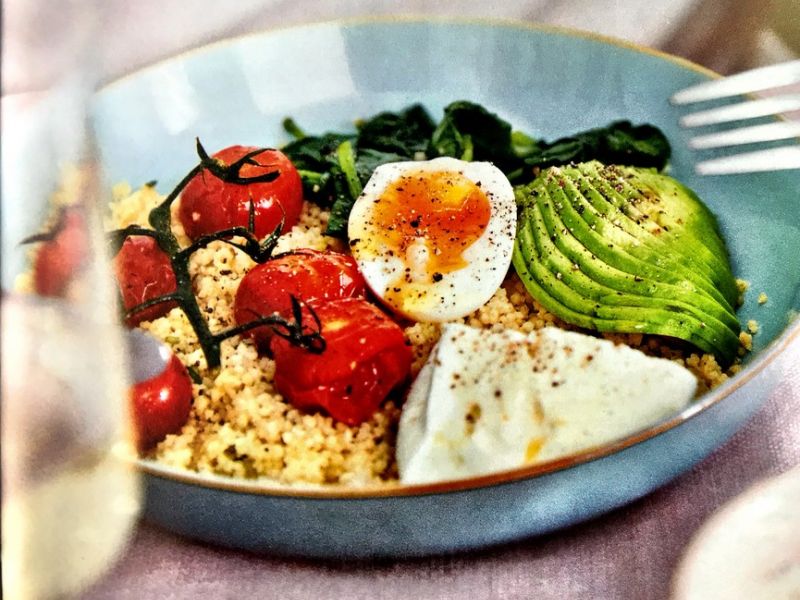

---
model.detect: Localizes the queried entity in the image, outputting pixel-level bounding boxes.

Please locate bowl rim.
[107,15,800,499]
[99,15,722,90]
[138,320,798,498]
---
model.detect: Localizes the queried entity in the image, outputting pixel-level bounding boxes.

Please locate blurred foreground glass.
[2,1,141,598]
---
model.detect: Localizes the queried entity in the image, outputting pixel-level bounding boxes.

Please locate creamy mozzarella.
[396,323,697,484]
[347,157,516,322]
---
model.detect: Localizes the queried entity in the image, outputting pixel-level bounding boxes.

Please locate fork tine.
[689,121,800,149]
[670,60,800,104]
[680,94,800,127]
[695,146,800,175]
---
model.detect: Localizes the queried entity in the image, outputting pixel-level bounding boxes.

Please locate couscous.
[22,103,750,487]
[106,180,743,487]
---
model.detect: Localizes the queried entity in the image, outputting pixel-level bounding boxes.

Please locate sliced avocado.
[537,183,740,333]
[555,166,735,311]
[541,176,739,332]
[576,163,738,306]
[512,162,741,365]
[515,197,740,359]
[512,231,737,358]
[575,165,733,287]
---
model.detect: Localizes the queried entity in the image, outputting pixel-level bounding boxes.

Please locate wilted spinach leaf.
[520,120,670,172]
[355,148,408,183]
[356,104,435,156]
[430,101,517,169]
[281,103,671,238]
[281,121,353,205]
[283,106,439,236]
[281,119,352,173]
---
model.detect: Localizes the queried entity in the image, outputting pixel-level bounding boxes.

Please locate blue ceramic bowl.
[92,18,800,558]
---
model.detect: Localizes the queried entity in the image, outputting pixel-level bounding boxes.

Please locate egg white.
[347,157,517,322]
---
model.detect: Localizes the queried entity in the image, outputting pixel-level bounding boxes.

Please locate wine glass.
[2,1,142,597]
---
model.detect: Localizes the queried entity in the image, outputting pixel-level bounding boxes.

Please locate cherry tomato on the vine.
[270,297,412,426]
[113,236,178,326]
[33,207,88,297]
[178,145,303,240]
[234,249,366,348]
[130,352,193,452]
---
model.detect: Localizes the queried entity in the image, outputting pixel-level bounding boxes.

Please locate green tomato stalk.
[106,139,325,370]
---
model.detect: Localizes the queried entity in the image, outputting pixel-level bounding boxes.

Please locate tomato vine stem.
[107,138,325,369]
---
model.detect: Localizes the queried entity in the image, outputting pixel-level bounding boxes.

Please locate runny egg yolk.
[363,169,491,302]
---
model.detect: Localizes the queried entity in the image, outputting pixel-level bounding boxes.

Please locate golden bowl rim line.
[136,319,800,499]
[96,14,724,92]
[98,16,798,498]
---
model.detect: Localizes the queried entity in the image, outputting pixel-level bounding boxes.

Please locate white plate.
[673,465,800,600]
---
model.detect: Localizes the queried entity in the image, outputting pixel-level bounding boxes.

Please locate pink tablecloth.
[83,339,799,600]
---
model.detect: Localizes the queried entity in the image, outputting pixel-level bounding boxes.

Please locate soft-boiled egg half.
[347,157,516,322]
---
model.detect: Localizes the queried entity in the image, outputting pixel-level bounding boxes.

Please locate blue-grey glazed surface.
[138,346,788,559]
[92,19,800,558]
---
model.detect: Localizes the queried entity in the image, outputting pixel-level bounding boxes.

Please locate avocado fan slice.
[515,197,740,360]
[557,165,737,312]
[513,234,738,360]
[561,171,734,309]
[523,185,741,356]
[512,162,741,365]
[576,162,739,306]
[541,174,740,332]
[512,231,737,359]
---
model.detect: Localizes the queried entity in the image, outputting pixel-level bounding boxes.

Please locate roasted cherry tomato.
[234,249,366,348]
[33,207,88,297]
[130,352,193,452]
[113,236,178,326]
[178,145,303,240]
[270,298,412,426]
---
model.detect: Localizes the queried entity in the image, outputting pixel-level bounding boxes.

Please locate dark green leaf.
[282,117,306,140]
[354,148,408,183]
[356,104,435,156]
[521,120,671,172]
[325,166,356,238]
[431,101,517,169]
[282,106,672,235]
[282,131,353,204]
[282,131,354,173]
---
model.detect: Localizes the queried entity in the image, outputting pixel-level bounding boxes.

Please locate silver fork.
[670,59,800,175]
